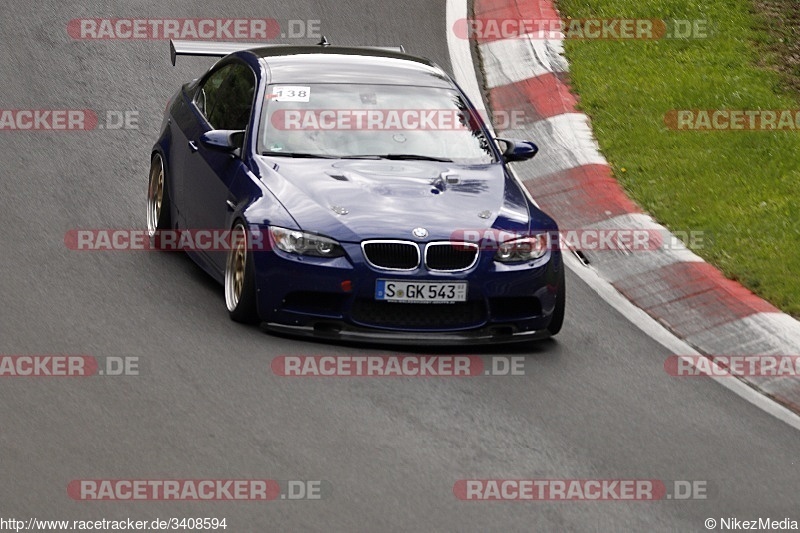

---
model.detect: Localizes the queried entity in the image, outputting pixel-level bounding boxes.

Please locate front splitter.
[261,322,551,346]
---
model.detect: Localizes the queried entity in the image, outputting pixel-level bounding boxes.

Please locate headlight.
[494,234,549,263]
[269,226,345,258]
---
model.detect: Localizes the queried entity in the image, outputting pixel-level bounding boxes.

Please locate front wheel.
[225,222,259,323]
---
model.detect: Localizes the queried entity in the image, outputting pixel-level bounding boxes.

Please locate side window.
[195,65,232,120]
[205,64,256,131]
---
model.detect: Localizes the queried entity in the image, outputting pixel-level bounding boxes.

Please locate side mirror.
[200,130,246,155]
[497,139,538,162]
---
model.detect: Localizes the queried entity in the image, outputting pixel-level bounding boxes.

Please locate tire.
[225,222,259,323]
[547,273,566,336]
[147,153,171,237]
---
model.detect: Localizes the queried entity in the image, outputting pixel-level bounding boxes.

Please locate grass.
[556,0,800,317]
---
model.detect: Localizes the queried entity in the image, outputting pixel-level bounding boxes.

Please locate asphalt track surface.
[0,1,798,531]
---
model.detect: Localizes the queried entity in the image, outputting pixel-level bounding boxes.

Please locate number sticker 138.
[270,86,311,102]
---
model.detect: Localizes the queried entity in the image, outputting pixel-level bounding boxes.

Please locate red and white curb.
[450,0,800,412]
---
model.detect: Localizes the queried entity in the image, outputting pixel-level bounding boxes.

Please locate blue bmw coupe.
[148,39,565,344]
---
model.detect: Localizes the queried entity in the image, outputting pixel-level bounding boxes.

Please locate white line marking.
[508,113,608,178]
[479,37,568,87]
[685,312,800,359]
[579,213,705,283]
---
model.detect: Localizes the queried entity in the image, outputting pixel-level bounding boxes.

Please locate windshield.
[258,83,496,164]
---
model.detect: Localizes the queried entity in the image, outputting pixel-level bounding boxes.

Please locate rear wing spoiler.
[170,38,405,65]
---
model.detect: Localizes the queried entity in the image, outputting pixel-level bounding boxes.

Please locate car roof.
[246,46,455,88]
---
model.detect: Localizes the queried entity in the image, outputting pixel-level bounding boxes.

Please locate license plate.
[375,280,467,303]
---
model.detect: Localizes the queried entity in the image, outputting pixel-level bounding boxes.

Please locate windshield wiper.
[342,154,453,162]
[378,154,453,162]
[260,152,453,162]
[260,151,338,159]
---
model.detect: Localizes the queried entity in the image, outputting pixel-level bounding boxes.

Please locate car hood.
[253,157,532,242]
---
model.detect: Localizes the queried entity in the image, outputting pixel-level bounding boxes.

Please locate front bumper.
[251,240,564,345]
